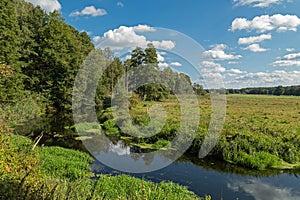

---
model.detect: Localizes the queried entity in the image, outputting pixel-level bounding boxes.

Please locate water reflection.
[91,139,300,200]
[109,141,130,156]
[89,136,174,173]
[228,179,300,200]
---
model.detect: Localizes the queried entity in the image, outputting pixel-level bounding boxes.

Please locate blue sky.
[25,0,300,88]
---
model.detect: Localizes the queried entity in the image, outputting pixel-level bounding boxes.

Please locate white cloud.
[93,36,102,43]
[170,62,182,67]
[132,25,156,32]
[152,40,176,50]
[273,52,300,67]
[228,179,300,200]
[233,0,282,8]
[230,14,300,33]
[242,43,269,52]
[273,60,300,67]
[225,70,300,88]
[157,52,165,62]
[117,2,124,7]
[228,61,241,65]
[283,52,300,60]
[202,44,242,60]
[238,33,272,45]
[199,61,226,88]
[286,48,295,52]
[227,68,245,74]
[25,0,61,12]
[93,25,176,50]
[201,61,226,73]
[158,63,169,68]
[70,6,107,17]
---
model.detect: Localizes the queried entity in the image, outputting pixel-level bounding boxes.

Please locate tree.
[130,47,145,68]
[273,86,285,96]
[22,10,94,115]
[144,43,158,66]
[0,0,24,101]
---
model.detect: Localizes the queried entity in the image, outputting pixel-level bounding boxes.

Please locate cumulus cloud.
[273,60,300,67]
[202,44,242,60]
[286,48,295,52]
[132,25,156,32]
[201,61,226,73]
[225,70,300,88]
[238,34,272,45]
[230,14,300,33]
[233,0,282,8]
[25,0,61,12]
[93,25,176,50]
[93,36,102,43]
[152,40,176,50]
[283,52,300,60]
[158,63,169,68]
[117,2,124,7]
[157,52,165,62]
[199,61,226,88]
[273,52,300,67]
[170,62,182,67]
[228,179,300,200]
[227,68,245,74]
[242,43,269,52]
[70,6,107,17]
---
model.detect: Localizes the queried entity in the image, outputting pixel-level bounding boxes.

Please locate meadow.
[98,94,300,170]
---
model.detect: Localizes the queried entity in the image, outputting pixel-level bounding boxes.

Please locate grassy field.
[100,94,300,170]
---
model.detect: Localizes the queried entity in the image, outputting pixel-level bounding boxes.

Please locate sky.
[25,0,300,88]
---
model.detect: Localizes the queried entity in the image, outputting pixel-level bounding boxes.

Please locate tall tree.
[144,43,159,66]
[0,0,24,101]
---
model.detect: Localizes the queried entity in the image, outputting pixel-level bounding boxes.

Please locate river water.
[18,117,300,200]
[90,140,300,200]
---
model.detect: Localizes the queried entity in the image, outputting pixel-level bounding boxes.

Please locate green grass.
[103,94,300,170]
[0,131,204,200]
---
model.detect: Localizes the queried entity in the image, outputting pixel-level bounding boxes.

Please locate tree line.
[227,85,300,96]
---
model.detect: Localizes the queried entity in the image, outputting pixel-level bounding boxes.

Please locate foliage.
[228,85,300,96]
[0,92,47,131]
[1,0,94,116]
[0,132,39,180]
[102,119,120,136]
[38,146,94,181]
[103,94,300,170]
[0,129,202,200]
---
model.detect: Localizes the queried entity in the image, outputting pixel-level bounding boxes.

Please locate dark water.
[18,117,300,200]
[90,140,300,200]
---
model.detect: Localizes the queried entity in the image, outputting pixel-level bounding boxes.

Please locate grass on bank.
[98,94,300,170]
[0,131,208,200]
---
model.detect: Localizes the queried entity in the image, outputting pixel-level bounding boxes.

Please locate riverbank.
[95,94,300,170]
[0,131,207,200]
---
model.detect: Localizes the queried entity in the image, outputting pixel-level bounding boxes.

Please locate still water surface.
[91,140,300,200]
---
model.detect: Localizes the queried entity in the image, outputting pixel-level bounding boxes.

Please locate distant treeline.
[227,85,300,96]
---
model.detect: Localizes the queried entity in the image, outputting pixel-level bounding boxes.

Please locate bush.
[102,119,120,136]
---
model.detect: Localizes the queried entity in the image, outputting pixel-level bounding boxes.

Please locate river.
[18,117,300,200]
[90,140,300,200]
